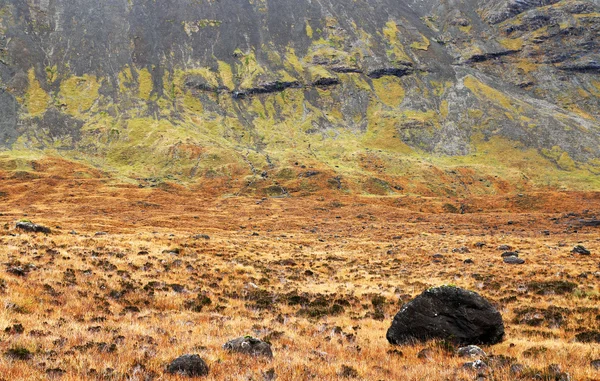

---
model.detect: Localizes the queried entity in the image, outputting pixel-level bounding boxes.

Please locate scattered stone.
[166,354,209,377]
[572,245,591,255]
[591,359,600,370]
[386,286,505,346]
[503,256,525,265]
[193,234,210,240]
[497,245,512,251]
[501,251,518,257]
[94,231,107,236]
[464,259,474,264]
[15,221,51,234]
[457,345,486,358]
[7,266,27,276]
[474,242,486,248]
[339,365,359,378]
[223,336,273,358]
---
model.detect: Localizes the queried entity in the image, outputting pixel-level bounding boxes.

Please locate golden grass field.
[0,158,599,380]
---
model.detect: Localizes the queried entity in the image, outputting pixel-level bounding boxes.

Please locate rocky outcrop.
[386,286,505,345]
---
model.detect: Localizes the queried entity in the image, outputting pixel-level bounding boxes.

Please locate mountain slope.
[0,0,599,195]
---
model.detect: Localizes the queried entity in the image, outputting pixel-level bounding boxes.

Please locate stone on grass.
[223,336,273,358]
[166,354,209,377]
[386,286,504,346]
[457,345,486,358]
[572,245,590,255]
[15,221,51,234]
[504,256,525,264]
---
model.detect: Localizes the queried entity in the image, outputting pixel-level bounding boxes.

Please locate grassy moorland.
[0,158,599,380]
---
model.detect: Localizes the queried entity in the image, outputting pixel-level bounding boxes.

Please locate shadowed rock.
[386,286,504,346]
[223,336,273,358]
[15,221,51,234]
[166,354,209,377]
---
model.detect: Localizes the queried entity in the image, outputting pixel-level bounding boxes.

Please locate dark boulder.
[166,354,209,377]
[572,245,591,255]
[386,286,504,346]
[223,336,273,358]
[504,256,525,265]
[15,221,51,234]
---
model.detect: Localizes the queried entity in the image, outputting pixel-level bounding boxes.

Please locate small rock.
[94,231,107,236]
[457,345,486,358]
[503,256,525,265]
[166,354,209,377]
[497,245,512,251]
[572,245,591,255]
[462,359,488,371]
[15,221,51,234]
[591,359,600,370]
[501,251,518,257]
[464,259,474,264]
[223,336,273,358]
[474,242,486,248]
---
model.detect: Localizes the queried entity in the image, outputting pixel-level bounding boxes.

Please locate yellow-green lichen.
[138,68,154,100]
[25,68,50,117]
[59,75,101,116]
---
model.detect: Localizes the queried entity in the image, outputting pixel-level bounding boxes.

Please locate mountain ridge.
[0,0,599,195]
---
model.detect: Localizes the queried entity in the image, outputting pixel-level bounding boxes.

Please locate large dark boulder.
[386,286,504,345]
[166,354,209,377]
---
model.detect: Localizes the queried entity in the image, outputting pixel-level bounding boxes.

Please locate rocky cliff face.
[0,0,599,195]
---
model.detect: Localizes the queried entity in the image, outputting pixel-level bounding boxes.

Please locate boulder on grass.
[223,336,273,358]
[386,286,504,346]
[166,354,209,377]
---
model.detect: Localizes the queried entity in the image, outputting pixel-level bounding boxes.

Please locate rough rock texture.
[386,286,505,345]
[166,354,209,377]
[0,0,599,192]
[223,336,273,358]
[15,221,51,234]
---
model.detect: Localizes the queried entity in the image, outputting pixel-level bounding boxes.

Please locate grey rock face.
[223,336,273,358]
[386,286,505,345]
[166,354,209,377]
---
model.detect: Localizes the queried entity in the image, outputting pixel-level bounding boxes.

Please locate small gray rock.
[501,251,518,257]
[457,345,486,358]
[166,354,209,377]
[504,256,525,264]
[497,245,512,251]
[591,359,600,370]
[223,336,273,358]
